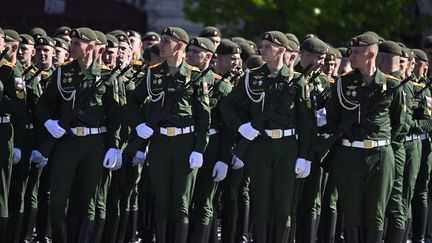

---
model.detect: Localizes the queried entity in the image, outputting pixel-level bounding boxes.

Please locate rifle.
[25,68,44,86]
[413,77,432,99]
[208,67,243,94]
[315,74,415,164]
[129,62,148,83]
[123,66,213,158]
[231,63,316,160]
[35,66,121,158]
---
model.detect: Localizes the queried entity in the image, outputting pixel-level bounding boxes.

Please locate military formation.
[1,23,432,243]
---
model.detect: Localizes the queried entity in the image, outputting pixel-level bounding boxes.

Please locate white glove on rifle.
[136,123,154,139]
[112,149,123,170]
[295,158,312,178]
[189,151,203,169]
[132,149,147,167]
[316,108,327,127]
[212,161,228,182]
[12,148,22,165]
[30,150,48,169]
[231,155,245,169]
[103,148,119,169]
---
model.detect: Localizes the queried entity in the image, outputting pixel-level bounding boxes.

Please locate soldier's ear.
[11,42,19,53]
[31,48,36,57]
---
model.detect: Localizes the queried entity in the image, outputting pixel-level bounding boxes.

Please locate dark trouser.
[50,134,105,243]
[0,124,13,241]
[317,170,339,243]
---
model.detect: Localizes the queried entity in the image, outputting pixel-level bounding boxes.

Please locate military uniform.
[326,35,405,241]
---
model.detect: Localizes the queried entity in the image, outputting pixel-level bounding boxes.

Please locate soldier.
[336,47,352,75]
[36,27,122,242]
[142,31,160,49]
[0,28,26,242]
[53,26,72,44]
[102,34,119,69]
[126,26,211,243]
[126,30,143,63]
[29,27,47,41]
[53,37,70,67]
[325,33,405,242]
[220,31,315,242]
[199,26,222,49]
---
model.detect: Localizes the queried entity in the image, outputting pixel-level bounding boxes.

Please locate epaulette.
[149,62,163,69]
[29,67,38,74]
[189,65,201,72]
[340,70,355,77]
[41,71,49,77]
[133,60,143,66]
[383,73,401,82]
[60,61,73,67]
[411,81,425,88]
[249,66,260,71]
[101,65,111,71]
[2,61,15,68]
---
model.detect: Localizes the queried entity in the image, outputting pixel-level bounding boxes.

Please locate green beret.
[378,41,402,56]
[301,37,329,54]
[19,34,35,45]
[35,36,55,48]
[325,47,340,61]
[107,30,125,37]
[161,26,189,43]
[401,47,412,59]
[261,31,291,50]
[349,33,379,47]
[216,39,241,55]
[231,37,247,44]
[246,55,265,69]
[70,27,97,42]
[333,48,342,59]
[142,31,160,41]
[422,36,432,49]
[54,38,69,52]
[29,27,47,40]
[94,31,107,45]
[199,26,222,38]
[286,40,300,52]
[126,30,141,39]
[54,26,71,37]
[189,37,216,53]
[303,33,317,42]
[106,34,119,48]
[238,42,256,61]
[4,29,21,42]
[116,33,130,45]
[285,33,300,46]
[246,40,258,53]
[337,47,349,57]
[413,49,428,62]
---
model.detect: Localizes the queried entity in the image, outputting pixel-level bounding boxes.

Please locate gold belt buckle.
[166,127,176,137]
[271,129,282,139]
[75,127,86,137]
[363,139,374,149]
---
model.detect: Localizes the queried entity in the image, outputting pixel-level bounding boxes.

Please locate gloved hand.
[231,155,245,169]
[44,119,66,138]
[212,161,228,182]
[112,149,123,170]
[316,108,327,127]
[103,148,119,169]
[295,158,312,178]
[238,122,260,141]
[132,149,147,167]
[189,151,203,169]
[12,148,22,165]
[30,150,48,169]
[136,123,154,139]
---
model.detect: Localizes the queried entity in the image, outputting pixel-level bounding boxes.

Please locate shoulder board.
[383,73,401,82]
[149,62,163,69]
[411,81,425,88]
[249,66,260,71]
[60,61,73,67]
[133,60,143,66]
[29,68,38,74]
[2,61,15,68]
[340,70,355,77]
[41,71,49,76]
[101,65,111,71]
[189,65,201,72]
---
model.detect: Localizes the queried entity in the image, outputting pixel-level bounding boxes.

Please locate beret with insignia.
[216,39,242,55]
[106,34,119,48]
[54,37,70,52]
[301,37,329,54]
[189,37,216,53]
[413,49,428,62]
[422,35,432,49]
[54,26,71,37]
[19,34,35,45]
[246,55,265,69]
[126,30,141,39]
[199,26,221,38]
[349,33,379,47]
[378,40,402,56]
[405,48,415,61]
[116,32,130,45]
[36,36,55,48]
[161,26,189,43]
[29,27,47,40]
[142,31,160,41]
[4,29,21,42]
[94,31,107,45]
[238,42,256,61]
[261,31,291,50]
[231,37,247,44]
[246,40,258,53]
[70,27,97,42]
[303,33,317,42]
[325,47,339,61]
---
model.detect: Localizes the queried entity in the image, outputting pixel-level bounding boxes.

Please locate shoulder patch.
[411,81,425,88]
[149,62,163,69]
[60,60,73,67]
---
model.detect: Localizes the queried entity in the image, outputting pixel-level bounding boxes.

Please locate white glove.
[136,123,154,139]
[189,151,203,169]
[316,108,327,127]
[44,119,66,138]
[238,122,260,141]
[295,158,312,178]
[231,155,245,169]
[212,161,228,182]
[30,150,48,169]
[12,148,22,165]
[103,148,118,169]
[112,149,123,170]
[132,150,147,167]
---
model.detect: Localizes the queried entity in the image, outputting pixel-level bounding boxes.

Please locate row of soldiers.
[1,23,432,243]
